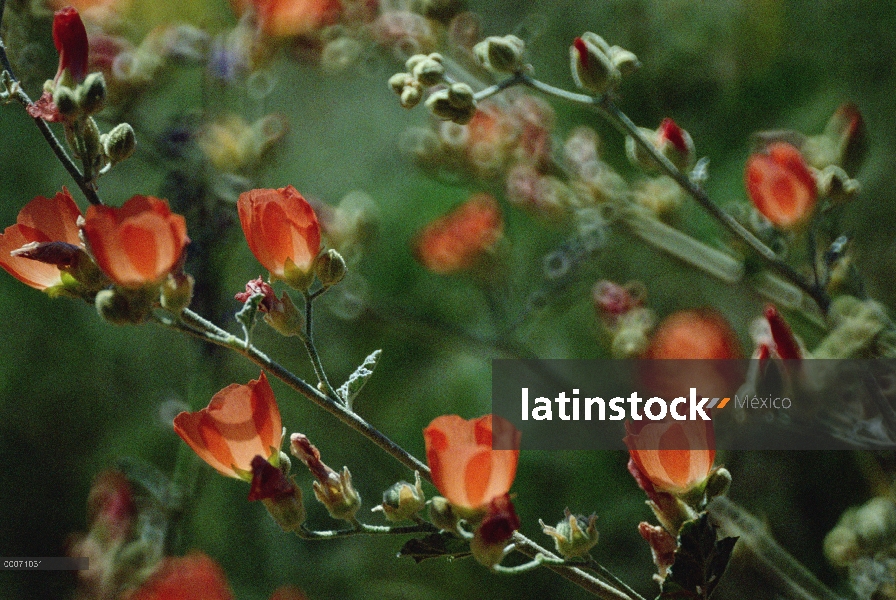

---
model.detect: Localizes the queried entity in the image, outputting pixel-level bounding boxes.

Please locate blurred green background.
[1,0,895,598]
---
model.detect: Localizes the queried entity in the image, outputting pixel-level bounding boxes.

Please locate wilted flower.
[469,493,520,568]
[82,196,189,288]
[290,433,361,521]
[237,186,321,287]
[0,189,83,291]
[413,194,503,274]
[422,414,519,511]
[173,373,283,480]
[745,142,818,229]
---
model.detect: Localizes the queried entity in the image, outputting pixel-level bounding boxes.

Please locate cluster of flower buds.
[27,8,137,183]
[472,34,525,73]
[569,32,639,96]
[389,53,446,108]
[591,280,656,358]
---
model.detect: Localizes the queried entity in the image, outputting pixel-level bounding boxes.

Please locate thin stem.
[513,73,830,312]
[297,521,437,540]
[493,553,567,574]
[302,291,339,401]
[0,11,102,205]
[473,71,527,102]
[585,556,648,600]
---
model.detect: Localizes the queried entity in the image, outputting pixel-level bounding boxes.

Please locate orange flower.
[625,419,715,495]
[413,193,503,274]
[173,373,283,480]
[82,196,189,288]
[745,142,818,228]
[423,414,519,510]
[126,553,233,600]
[643,308,742,360]
[0,189,82,290]
[237,186,321,284]
[230,0,342,37]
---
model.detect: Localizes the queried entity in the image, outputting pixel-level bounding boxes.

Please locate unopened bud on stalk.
[428,496,459,532]
[406,53,445,86]
[570,33,620,96]
[103,123,137,164]
[160,272,193,314]
[53,85,78,119]
[372,471,426,522]
[314,249,347,287]
[540,510,599,558]
[425,83,476,125]
[473,35,525,73]
[77,73,107,115]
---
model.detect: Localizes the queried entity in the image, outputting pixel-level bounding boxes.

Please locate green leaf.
[658,513,738,600]
[337,349,381,407]
[398,532,471,564]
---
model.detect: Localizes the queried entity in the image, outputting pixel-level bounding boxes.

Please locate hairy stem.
[302,291,340,401]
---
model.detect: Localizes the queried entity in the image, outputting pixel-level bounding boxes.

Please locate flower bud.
[400,83,424,109]
[264,292,305,337]
[428,496,460,532]
[570,33,620,96]
[473,35,525,73]
[540,510,599,558]
[249,456,306,532]
[656,118,695,172]
[53,85,78,119]
[290,433,361,522]
[408,53,445,86]
[625,126,660,171]
[608,46,640,76]
[77,73,107,115]
[95,288,154,325]
[426,83,476,125]
[103,123,137,164]
[372,471,426,522]
[160,272,194,314]
[314,249,347,287]
[389,72,413,94]
[704,467,731,499]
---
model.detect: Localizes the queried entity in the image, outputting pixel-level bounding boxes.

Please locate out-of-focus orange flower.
[126,553,233,600]
[53,7,89,84]
[413,193,503,274]
[0,189,83,290]
[625,419,715,495]
[237,186,321,284]
[643,309,742,360]
[269,586,308,600]
[745,142,818,229]
[173,373,282,480]
[82,196,189,288]
[423,414,519,510]
[230,0,342,37]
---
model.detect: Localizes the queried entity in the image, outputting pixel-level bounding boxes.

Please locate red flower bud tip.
[756,342,771,361]
[235,277,279,312]
[53,7,89,84]
[572,37,589,68]
[593,280,641,325]
[476,494,520,545]
[248,455,295,501]
[659,118,688,154]
[745,142,818,229]
[764,305,801,360]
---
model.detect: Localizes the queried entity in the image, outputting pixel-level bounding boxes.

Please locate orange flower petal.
[174,373,282,479]
[423,414,519,510]
[0,189,82,290]
[625,420,715,494]
[745,142,817,229]
[237,186,321,280]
